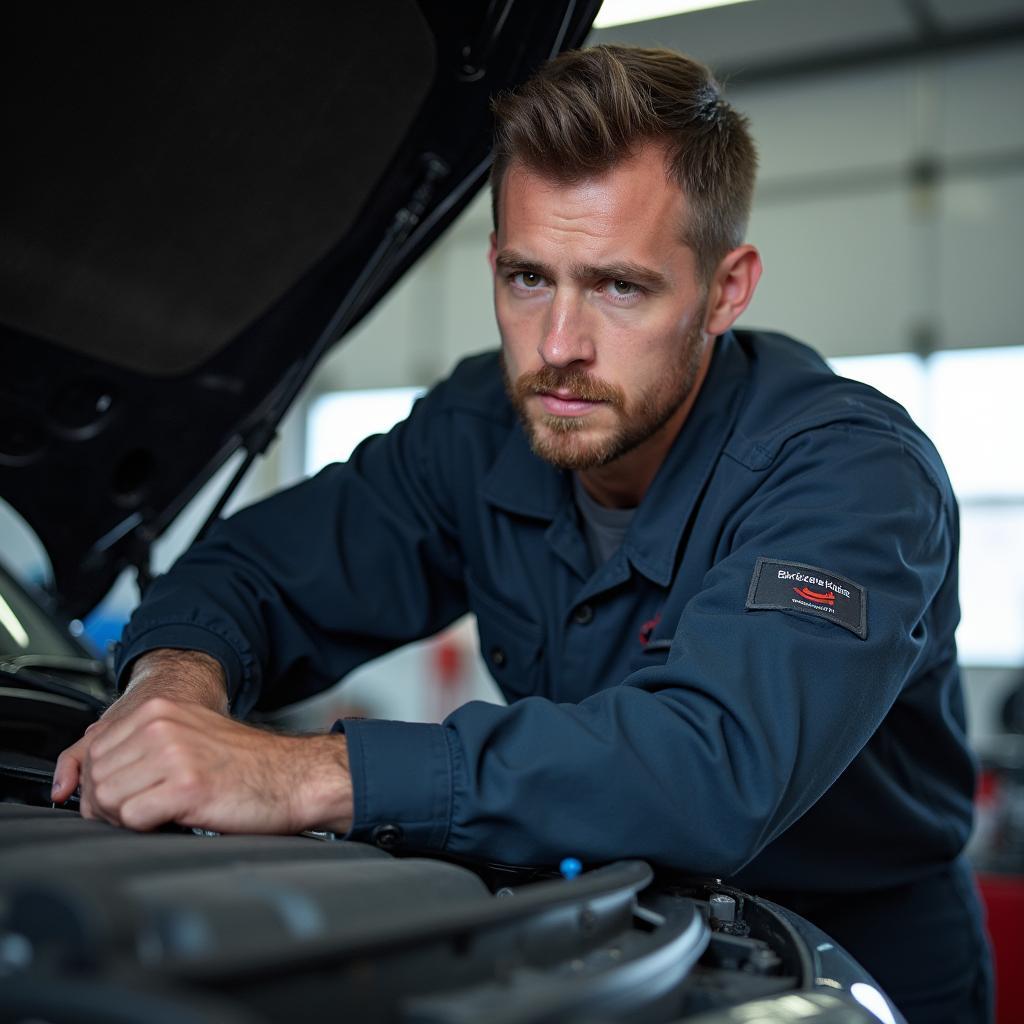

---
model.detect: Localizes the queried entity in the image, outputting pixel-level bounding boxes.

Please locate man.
[53,47,990,1022]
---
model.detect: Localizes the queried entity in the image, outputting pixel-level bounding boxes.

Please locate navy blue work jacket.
[116,330,976,892]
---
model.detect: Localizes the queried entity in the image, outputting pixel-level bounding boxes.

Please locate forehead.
[497,145,694,269]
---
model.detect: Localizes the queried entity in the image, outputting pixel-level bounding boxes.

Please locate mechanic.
[53,46,991,1023]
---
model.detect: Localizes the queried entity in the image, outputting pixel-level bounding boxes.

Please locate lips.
[537,391,604,416]
[513,366,623,414]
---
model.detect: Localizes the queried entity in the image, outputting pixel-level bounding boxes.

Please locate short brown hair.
[490,45,757,283]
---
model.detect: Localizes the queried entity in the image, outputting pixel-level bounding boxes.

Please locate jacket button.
[490,646,507,668]
[573,603,594,625]
[371,824,404,850]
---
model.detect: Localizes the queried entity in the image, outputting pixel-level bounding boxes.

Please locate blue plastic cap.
[559,857,582,880]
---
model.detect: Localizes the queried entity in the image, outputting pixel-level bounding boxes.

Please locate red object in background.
[977,872,1024,1024]
[428,634,468,721]
[433,637,463,690]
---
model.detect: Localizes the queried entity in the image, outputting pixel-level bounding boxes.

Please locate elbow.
[662,828,764,879]
[646,785,783,877]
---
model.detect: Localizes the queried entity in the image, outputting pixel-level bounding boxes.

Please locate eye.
[601,279,644,304]
[608,279,639,297]
[511,271,547,289]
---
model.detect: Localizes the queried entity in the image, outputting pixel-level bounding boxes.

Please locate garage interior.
[0,0,1021,1020]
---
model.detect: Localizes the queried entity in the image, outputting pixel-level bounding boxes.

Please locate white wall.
[736,44,1024,355]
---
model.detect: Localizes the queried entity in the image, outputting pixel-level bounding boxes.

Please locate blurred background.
[3,0,1022,825]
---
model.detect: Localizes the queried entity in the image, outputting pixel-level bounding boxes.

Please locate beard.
[502,314,708,472]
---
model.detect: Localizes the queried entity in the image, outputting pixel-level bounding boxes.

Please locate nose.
[538,291,595,368]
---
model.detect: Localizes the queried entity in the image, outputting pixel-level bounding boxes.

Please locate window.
[305,387,425,475]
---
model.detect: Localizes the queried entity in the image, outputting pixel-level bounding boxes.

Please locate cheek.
[594,317,671,367]
[495,315,528,384]
[614,326,686,387]
[495,298,540,360]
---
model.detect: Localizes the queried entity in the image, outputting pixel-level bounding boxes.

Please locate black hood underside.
[0,1,600,617]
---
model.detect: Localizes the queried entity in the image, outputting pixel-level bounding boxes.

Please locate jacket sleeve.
[341,425,957,872]
[114,386,468,712]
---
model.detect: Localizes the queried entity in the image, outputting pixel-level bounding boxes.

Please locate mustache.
[514,366,624,408]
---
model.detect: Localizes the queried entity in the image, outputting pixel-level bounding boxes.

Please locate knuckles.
[174,771,202,800]
[119,802,153,832]
[91,781,116,813]
[140,696,177,717]
[142,716,178,743]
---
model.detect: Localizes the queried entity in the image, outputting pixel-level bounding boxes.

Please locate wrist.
[125,648,229,714]
[291,733,353,833]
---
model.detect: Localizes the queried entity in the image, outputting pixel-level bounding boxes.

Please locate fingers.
[117,784,177,833]
[80,700,189,827]
[118,776,206,833]
[87,746,167,827]
[52,696,140,804]
[51,738,86,803]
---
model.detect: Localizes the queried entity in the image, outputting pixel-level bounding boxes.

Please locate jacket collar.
[479,415,570,520]
[623,331,749,585]
[480,331,750,586]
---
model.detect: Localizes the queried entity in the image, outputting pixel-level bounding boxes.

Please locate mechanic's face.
[490,145,711,482]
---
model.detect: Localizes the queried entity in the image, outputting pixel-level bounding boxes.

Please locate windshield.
[0,562,82,660]
[0,561,112,703]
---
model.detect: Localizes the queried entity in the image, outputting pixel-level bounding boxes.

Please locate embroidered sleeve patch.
[745,557,867,639]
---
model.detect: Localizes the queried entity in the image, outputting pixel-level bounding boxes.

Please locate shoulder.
[397,350,518,472]
[422,350,515,425]
[724,329,952,503]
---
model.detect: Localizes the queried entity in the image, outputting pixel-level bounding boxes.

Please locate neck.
[577,339,715,509]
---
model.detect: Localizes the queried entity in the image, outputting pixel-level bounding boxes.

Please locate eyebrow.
[495,249,670,293]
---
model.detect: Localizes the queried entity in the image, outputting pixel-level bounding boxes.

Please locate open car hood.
[0,1,600,617]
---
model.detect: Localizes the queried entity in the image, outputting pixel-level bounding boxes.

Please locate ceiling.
[587,0,1024,83]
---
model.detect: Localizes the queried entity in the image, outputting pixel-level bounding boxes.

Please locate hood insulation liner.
[0,3,435,376]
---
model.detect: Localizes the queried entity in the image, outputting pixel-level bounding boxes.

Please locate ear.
[705,244,762,336]
[487,231,498,275]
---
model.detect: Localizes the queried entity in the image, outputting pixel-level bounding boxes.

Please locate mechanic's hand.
[74,699,353,834]
[51,647,229,806]
[51,649,353,834]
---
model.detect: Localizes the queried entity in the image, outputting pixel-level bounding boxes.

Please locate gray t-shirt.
[572,474,636,568]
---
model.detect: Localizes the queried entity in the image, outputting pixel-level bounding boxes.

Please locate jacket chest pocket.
[465,571,545,702]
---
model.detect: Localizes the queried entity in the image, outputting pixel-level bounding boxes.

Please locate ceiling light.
[0,592,29,648]
[593,0,757,30]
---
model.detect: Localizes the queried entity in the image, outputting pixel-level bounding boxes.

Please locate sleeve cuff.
[114,624,251,708]
[337,718,453,853]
